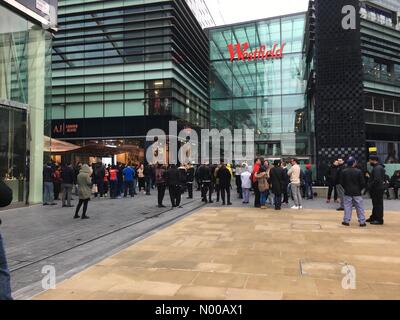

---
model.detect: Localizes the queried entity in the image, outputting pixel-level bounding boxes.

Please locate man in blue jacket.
[0,179,13,300]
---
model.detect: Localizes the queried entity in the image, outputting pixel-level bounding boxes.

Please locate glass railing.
[363,67,400,86]
[360,10,400,30]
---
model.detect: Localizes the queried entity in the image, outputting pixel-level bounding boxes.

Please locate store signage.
[227,42,285,62]
[53,123,79,135]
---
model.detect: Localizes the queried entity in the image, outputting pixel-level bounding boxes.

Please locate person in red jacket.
[251,158,262,208]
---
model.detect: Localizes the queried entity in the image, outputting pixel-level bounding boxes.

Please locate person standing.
[241,164,252,204]
[326,160,339,203]
[43,163,56,206]
[235,163,243,199]
[95,164,106,198]
[61,163,75,208]
[269,160,286,210]
[335,158,346,211]
[340,157,367,227]
[366,155,386,225]
[252,158,262,208]
[255,166,269,209]
[304,164,314,200]
[166,164,182,208]
[53,165,62,201]
[281,161,290,205]
[0,179,13,300]
[74,164,92,219]
[144,164,153,196]
[186,163,195,199]
[217,163,233,206]
[137,164,145,194]
[212,164,220,203]
[198,162,213,204]
[155,164,167,208]
[117,163,125,198]
[390,170,400,200]
[288,158,303,210]
[123,164,135,198]
[109,165,119,199]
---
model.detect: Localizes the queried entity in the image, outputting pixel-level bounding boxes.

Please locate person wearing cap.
[366,155,386,225]
[340,157,367,227]
[0,179,13,300]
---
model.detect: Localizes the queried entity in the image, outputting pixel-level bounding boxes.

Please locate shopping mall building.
[209,0,400,181]
[0,0,55,204]
[50,0,211,165]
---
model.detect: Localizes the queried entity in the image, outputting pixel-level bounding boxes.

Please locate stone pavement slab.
[34,206,400,300]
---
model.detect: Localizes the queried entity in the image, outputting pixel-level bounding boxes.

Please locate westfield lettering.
[227,42,285,62]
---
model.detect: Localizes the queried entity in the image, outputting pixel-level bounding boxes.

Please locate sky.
[204,0,310,26]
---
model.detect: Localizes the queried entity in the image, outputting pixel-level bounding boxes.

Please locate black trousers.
[275,193,282,209]
[75,199,89,217]
[253,182,260,208]
[169,185,181,207]
[124,181,134,197]
[235,176,242,198]
[370,189,384,222]
[201,182,212,202]
[220,185,231,204]
[282,187,289,204]
[394,187,399,199]
[327,185,338,201]
[157,184,166,206]
[187,182,193,198]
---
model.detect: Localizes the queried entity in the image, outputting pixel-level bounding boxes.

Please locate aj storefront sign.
[227,42,285,62]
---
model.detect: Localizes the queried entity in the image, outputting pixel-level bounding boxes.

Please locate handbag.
[92,184,98,194]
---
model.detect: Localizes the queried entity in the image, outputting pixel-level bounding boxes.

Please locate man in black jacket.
[366,155,386,225]
[340,157,366,227]
[186,163,195,199]
[0,180,13,300]
[269,160,286,210]
[166,165,182,208]
[198,163,213,203]
[217,163,232,206]
[391,170,400,200]
[61,163,75,207]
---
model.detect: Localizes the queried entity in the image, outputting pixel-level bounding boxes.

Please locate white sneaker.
[299,206,303,210]
[291,206,299,210]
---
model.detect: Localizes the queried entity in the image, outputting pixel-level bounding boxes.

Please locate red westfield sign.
[227,42,285,62]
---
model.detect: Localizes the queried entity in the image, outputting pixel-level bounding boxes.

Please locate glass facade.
[51,0,209,134]
[0,3,53,204]
[209,14,311,158]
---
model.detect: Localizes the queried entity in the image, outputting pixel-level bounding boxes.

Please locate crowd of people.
[41,154,398,224]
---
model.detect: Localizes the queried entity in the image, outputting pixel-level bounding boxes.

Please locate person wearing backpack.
[0,179,13,300]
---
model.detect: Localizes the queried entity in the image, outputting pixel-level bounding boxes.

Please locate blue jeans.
[306,183,313,199]
[0,234,12,300]
[242,188,250,203]
[343,195,366,224]
[260,191,267,206]
[43,182,54,204]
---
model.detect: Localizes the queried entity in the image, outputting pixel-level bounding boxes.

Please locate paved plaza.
[33,204,400,300]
